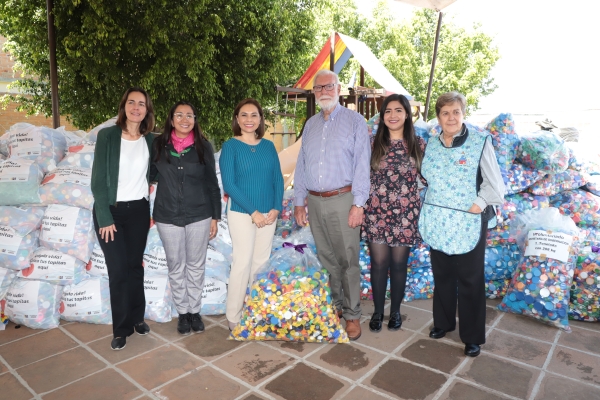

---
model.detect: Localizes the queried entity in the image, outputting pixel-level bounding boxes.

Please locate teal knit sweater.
[219,138,284,215]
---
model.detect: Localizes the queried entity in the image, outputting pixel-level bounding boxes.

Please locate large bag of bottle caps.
[486,278,509,299]
[404,243,433,302]
[143,273,173,323]
[55,127,85,147]
[17,247,87,285]
[0,158,43,206]
[503,162,543,195]
[585,175,600,196]
[5,278,63,329]
[0,229,39,270]
[0,268,17,298]
[60,276,112,324]
[143,246,168,276]
[550,189,600,228]
[517,130,569,174]
[529,169,589,197]
[567,142,600,175]
[39,166,94,210]
[496,193,550,228]
[201,259,229,315]
[498,208,579,331]
[57,141,95,169]
[484,113,520,174]
[84,117,116,143]
[86,244,108,277]
[485,243,521,282]
[39,205,95,262]
[230,243,349,343]
[5,123,67,173]
[569,244,599,321]
[0,206,45,236]
[275,189,296,238]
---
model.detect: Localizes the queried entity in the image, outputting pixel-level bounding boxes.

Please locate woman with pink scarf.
[150,101,221,335]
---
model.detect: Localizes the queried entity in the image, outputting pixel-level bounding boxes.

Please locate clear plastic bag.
[0,230,39,270]
[60,276,112,324]
[143,273,173,323]
[517,130,569,174]
[5,278,63,329]
[39,205,95,262]
[529,170,589,197]
[485,243,521,281]
[585,175,600,196]
[275,189,296,238]
[0,206,45,236]
[56,127,86,147]
[84,117,116,142]
[502,162,543,195]
[486,278,509,299]
[0,267,17,298]
[569,244,600,321]
[39,166,94,210]
[496,193,550,228]
[550,189,600,228]
[201,259,229,315]
[57,141,95,169]
[18,247,87,285]
[86,244,108,277]
[6,123,67,173]
[404,243,433,302]
[484,113,520,174]
[143,246,169,276]
[0,158,43,206]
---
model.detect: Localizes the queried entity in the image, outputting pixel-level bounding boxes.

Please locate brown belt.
[308,185,352,198]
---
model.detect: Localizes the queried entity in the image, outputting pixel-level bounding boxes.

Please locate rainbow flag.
[294,33,352,90]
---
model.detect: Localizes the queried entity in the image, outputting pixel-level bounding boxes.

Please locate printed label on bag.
[202,277,226,303]
[216,217,232,246]
[41,166,91,187]
[0,226,23,255]
[20,248,77,280]
[9,127,41,157]
[41,205,80,243]
[524,230,573,263]
[61,279,102,317]
[144,275,168,304]
[87,247,107,276]
[207,245,226,262]
[143,249,168,275]
[0,159,33,182]
[5,280,40,319]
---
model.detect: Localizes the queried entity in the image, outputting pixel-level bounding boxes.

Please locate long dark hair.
[153,101,208,164]
[231,98,266,138]
[371,94,423,172]
[116,87,155,136]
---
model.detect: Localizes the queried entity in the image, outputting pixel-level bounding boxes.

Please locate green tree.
[0,0,316,145]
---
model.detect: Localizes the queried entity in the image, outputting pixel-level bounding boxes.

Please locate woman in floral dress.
[363,94,426,332]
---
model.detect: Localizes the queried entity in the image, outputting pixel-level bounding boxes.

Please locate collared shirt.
[294,104,371,207]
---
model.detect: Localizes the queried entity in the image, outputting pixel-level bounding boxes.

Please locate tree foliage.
[0,0,316,145]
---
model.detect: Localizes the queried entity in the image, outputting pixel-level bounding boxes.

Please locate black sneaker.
[111,337,126,350]
[177,313,191,335]
[190,313,205,333]
[134,321,150,335]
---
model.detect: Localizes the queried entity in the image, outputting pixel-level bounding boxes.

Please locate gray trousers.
[308,191,362,320]
[155,217,211,314]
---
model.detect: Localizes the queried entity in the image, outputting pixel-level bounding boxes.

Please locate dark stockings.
[369,243,410,315]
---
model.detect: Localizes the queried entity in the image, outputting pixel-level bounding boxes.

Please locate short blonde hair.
[435,92,466,117]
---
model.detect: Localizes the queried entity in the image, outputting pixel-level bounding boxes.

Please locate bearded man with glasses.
[294,69,371,340]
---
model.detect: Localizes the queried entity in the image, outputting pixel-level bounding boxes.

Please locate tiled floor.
[1,298,600,400]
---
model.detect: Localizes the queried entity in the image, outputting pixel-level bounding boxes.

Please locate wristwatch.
[353,204,364,209]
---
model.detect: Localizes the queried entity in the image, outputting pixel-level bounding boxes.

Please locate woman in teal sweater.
[220,98,284,330]
[91,87,155,351]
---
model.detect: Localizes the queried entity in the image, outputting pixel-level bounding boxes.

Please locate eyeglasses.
[313,83,337,92]
[174,113,195,121]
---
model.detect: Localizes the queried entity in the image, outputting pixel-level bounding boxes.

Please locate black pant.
[430,218,487,345]
[93,199,149,338]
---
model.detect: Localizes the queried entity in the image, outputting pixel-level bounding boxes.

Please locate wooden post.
[423,12,443,122]
[46,0,60,128]
[330,32,335,72]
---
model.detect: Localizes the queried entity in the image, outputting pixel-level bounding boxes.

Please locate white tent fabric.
[337,33,412,98]
[394,0,457,11]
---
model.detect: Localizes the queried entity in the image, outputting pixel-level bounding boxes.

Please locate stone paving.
[1,298,600,400]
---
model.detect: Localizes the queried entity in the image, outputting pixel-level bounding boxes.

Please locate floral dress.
[362,137,427,246]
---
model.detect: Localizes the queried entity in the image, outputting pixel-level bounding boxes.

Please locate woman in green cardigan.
[91,87,156,351]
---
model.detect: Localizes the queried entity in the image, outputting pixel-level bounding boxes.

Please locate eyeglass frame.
[173,113,196,121]
[312,83,338,93]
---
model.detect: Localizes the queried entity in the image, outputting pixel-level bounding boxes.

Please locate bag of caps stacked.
[414,119,431,143]
[84,117,116,142]
[484,113,520,176]
[39,164,94,210]
[5,123,67,173]
[230,242,349,343]
[516,130,569,175]
[488,193,550,246]
[528,169,590,197]
[0,206,44,270]
[39,204,95,262]
[485,243,521,299]
[60,276,112,324]
[498,207,580,331]
[0,268,17,298]
[502,162,543,196]
[213,150,228,216]
[143,245,169,276]
[404,243,433,302]
[55,126,86,147]
[366,113,379,138]
[0,158,43,206]
[17,247,87,285]
[275,189,296,238]
[550,189,600,228]
[0,130,8,156]
[86,243,108,277]
[57,141,95,169]
[358,241,372,299]
[143,273,173,323]
[584,175,600,196]
[201,258,229,315]
[569,244,600,321]
[209,215,233,263]
[5,278,63,329]
[566,142,600,175]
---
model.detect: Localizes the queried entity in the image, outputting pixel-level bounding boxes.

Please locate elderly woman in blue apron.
[418,92,504,357]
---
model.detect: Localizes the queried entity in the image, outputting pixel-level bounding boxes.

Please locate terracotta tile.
[400,306,434,331]
[486,298,502,308]
[18,347,105,394]
[535,373,600,400]
[399,338,464,373]
[42,368,141,400]
[568,319,600,333]
[242,393,268,400]
[458,354,540,399]
[495,312,558,343]
[306,342,386,380]
[0,362,7,374]
[0,372,33,400]
[437,381,511,400]
[0,328,77,369]
[147,319,192,342]
[366,358,446,399]
[404,298,433,312]
[61,322,113,343]
[118,344,203,390]
[176,325,242,360]
[153,367,248,399]
[264,363,347,400]
[484,330,552,368]
[558,326,600,356]
[547,346,600,385]
[264,340,326,357]
[485,307,502,326]
[341,385,389,400]
[356,319,414,353]
[88,334,163,364]
[359,299,376,316]
[213,342,294,385]
[0,322,40,345]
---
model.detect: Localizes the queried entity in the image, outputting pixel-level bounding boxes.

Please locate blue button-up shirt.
[294,104,371,207]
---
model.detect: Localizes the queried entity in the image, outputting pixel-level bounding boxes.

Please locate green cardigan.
[91,125,155,228]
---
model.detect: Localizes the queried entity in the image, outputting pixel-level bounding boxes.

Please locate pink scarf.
[170,129,195,153]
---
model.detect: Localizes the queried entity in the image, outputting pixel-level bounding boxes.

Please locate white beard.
[316,97,337,111]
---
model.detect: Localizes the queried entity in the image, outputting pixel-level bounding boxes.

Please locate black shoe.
[177,313,191,335]
[429,327,452,339]
[190,313,205,333]
[388,311,402,331]
[369,313,383,332]
[464,343,481,357]
[134,321,150,335]
[111,337,126,350]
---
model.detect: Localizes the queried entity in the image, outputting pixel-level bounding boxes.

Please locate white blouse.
[116,136,149,202]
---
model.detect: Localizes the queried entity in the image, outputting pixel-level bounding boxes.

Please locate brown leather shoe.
[345,319,361,341]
